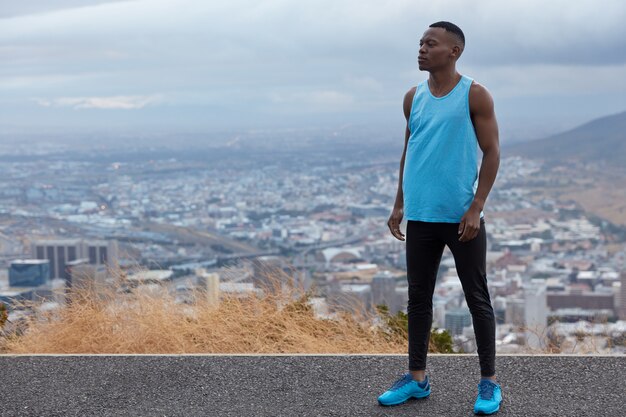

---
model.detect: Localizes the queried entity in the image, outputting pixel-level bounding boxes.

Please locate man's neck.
[428,68,461,95]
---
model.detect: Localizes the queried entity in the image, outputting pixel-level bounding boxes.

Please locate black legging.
[405,217,495,377]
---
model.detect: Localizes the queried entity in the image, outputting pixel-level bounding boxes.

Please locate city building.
[371,270,398,313]
[66,259,109,294]
[547,291,614,313]
[505,298,525,327]
[30,238,119,280]
[524,283,549,350]
[445,308,472,336]
[9,259,50,287]
[618,270,626,320]
[196,268,220,306]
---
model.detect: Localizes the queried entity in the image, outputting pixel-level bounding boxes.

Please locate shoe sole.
[378,390,431,406]
[474,393,502,415]
[474,404,500,415]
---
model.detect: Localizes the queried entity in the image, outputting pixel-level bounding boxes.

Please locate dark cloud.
[0,0,625,135]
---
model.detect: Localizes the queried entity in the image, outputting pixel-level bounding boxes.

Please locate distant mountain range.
[503,110,626,167]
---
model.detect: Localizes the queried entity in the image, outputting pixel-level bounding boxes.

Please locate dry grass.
[0,264,411,354]
[4,263,615,355]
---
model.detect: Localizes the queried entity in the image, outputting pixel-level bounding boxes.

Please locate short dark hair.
[429,21,465,47]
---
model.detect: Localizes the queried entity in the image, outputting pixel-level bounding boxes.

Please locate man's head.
[418,21,465,71]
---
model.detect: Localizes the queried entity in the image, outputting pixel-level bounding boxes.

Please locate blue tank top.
[402,74,484,223]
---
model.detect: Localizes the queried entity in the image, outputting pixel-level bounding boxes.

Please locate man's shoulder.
[468,78,494,113]
[403,86,418,119]
[403,86,418,106]
[404,85,418,98]
[468,79,493,102]
[405,78,430,96]
[468,78,490,95]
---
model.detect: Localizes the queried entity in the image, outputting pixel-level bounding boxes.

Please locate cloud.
[270,90,354,108]
[2,0,624,67]
[32,94,163,110]
[0,0,133,18]
[1,0,625,131]
[466,63,626,98]
[344,76,385,93]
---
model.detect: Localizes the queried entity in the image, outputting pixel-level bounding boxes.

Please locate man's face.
[417,27,458,71]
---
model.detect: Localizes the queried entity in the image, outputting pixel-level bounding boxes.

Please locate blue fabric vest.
[402,74,484,223]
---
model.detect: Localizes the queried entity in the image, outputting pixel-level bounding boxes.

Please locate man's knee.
[407,286,433,312]
[464,290,494,316]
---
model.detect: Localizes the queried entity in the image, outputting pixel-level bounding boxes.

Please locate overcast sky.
[1,0,625,141]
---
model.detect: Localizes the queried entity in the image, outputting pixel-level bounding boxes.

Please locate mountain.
[503,110,626,167]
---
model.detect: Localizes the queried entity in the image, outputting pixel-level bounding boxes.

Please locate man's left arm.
[458,82,500,242]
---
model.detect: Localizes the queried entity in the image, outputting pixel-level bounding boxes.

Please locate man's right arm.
[393,86,417,209]
[387,87,416,241]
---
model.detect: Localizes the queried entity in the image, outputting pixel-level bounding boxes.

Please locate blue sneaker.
[377,372,431,406]
[473,379,502,415]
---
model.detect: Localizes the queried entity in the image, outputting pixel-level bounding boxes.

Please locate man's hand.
[387,206,405,241]
[458,205,481,242]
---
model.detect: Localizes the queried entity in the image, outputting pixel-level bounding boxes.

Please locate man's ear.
[450,45,461,59]
[451,45,463,60]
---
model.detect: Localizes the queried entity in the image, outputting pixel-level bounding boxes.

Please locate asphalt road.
[1,354,624,417]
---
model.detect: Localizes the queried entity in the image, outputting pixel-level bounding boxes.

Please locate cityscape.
[1,133,625,355]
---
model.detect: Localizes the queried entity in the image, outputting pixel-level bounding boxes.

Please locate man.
[377,22,502,415]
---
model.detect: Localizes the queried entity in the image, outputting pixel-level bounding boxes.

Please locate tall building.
[618,270,626,320]
[433,299,447,328]
[445,308,472,336]
[30,238,119,281]
[196,268,220,306]
[395,285,409,315]
[9,259,50,287]
[31,238,81,281]
[524,283,549,350]
[492,296,507,325]
[505,298,525,326]
[371,271,397,312]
